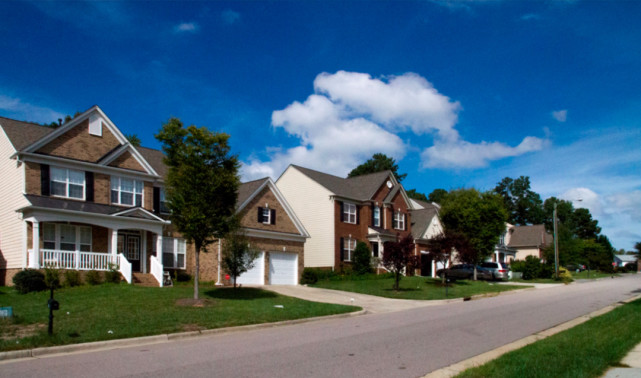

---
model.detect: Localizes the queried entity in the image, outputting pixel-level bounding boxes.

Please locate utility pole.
[554,202,559,279]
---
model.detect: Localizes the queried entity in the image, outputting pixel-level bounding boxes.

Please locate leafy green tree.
[428,189,448,204]
[406,189,428,202]
[426,231,468,284]
[439,189,508,280]
[126,134,141,147]
[352,241,373,275]
[494,176,544,225]
[348,153,407,182]
[635,242,641,256]
[222,229,261,288]
[382,234,417,290]
[572,208,601,240]
[156,117,240,299]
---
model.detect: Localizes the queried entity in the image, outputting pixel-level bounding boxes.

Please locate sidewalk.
[603,343,641,377]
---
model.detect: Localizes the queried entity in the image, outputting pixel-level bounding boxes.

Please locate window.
[373,206,381,227]
[343,202,357,224]
[393,211,405,230]
[262,207,270,224]
[257,207,275,225]
[111,177,143,206]
[159,188,170,214]
[50,167,85,199]
[343,237,356,261]
[41,223,92,251]
[162,237,186,269]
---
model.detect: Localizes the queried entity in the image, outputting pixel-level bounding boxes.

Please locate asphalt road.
[3,275,641,378]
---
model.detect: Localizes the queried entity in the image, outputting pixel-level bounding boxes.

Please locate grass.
[572,270,618,280]
[0,283,358,352]
[311,276,528,300]
[457,299,641,378]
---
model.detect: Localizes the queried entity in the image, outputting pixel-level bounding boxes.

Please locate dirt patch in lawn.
[0,323,46,340]
[181,323,205,332]
[175,298,215,307]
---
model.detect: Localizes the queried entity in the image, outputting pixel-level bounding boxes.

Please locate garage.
[236,252,265,285]
[269,252,298,285]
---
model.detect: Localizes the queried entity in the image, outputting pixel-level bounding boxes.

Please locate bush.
[510,260,526,273]
[64,270,82,287]
[558,267,573,284]
[174,271,191,282]
[104,265,121,284]
[300,268,319,285]
[44,266,61,290]
[85,270,102,285]
[625,263,638,272]
[352,242,373,275]
[12,269,47,294]
[539,263,555,279]
[522,256,542,280]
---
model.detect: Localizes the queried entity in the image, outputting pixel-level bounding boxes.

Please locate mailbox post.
[47,287,59,335]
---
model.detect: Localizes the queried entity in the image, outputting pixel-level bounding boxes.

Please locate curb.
[0,309,366,362]
[422,294,641,378]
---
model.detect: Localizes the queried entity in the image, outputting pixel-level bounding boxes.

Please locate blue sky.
[1,1,640,250]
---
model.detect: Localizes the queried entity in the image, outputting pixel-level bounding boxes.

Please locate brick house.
[0,106,307,286]
[276,165,417,272]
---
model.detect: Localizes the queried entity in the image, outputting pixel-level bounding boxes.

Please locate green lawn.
[311,276,528,300]
[572,270,619,279]
[0,283,358,352]
[457,299,641,378]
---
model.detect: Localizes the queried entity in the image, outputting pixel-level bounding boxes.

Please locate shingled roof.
[508,224,551,247]
[136,146,167,178]
[0,116,56,151]
[411,203,439,240]
[237,177,269,207]
[291,165,393,201]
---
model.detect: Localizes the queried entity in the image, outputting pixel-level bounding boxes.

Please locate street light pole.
[554,202,559,280]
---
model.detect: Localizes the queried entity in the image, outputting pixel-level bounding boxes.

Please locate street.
[3,275,640,378]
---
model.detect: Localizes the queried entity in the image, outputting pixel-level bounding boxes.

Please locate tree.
[406,189,428,202]
[348,153,407,182]
[156,117,240,300]
[382,234,417,290]
[493,176,544,225]
[428,189,448,204]
[439,189,508,280]
[635,242,641,256]
[126,134,141,147]
[426,231,468,284]
[221,228,260,288]
[572,208,601,240]
[352,241,373,275]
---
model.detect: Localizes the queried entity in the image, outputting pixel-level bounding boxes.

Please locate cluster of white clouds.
[243,71,546,179]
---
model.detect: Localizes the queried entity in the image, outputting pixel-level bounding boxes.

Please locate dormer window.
[111,176,143,206]
[343,202,357,224]
[50,167,85,200]
[393,210,405,230]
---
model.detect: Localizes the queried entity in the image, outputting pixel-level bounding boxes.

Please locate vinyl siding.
[0,127,30,269]
[424,217,444,239]
[276,166,335,268]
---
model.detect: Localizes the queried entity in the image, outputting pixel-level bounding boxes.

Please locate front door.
[420,253,433,277]
[118,233,142,272]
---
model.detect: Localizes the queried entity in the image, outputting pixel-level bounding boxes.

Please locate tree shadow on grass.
[204,287,278,300]
[382,288,421,293]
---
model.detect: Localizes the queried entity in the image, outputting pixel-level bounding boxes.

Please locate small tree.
[426,231,468,284]
[222,229,260,288]
[382,234,417,291]
[352,241,373,275]
[156,118,240,299]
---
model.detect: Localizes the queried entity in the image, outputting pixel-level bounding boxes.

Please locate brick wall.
[36,120,121,162]
[239,186,300,234]
[25,161,41,195]
[94,173,110,204]
[108,151,145,172]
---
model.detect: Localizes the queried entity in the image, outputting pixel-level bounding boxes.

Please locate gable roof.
[237,177,270,208]
[411,203,440,240]
[290,164,398,202]
[0,116,56,151]
[615,254,637,263]
[135,146,167,178]
[508,224,551,248]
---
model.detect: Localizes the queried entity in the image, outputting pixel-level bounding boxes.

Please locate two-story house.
[0,106,308,286]
[410,199,446,277]
[276,165,414,272]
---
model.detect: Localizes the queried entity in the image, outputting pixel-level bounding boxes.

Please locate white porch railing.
[30,249,119,271]
[150,255,164,288]
[119,254,132,284]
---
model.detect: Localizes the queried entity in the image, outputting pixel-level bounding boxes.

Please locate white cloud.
[607,191,641,223]
[0,94,64,124]
[174,22,199,33]
[221,9,240,25]
[560,187,603,218]
[552,109,568,122]
[421,136,547,169]
[521,13,541,21]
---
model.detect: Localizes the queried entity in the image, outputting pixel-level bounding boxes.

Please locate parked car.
[480,262,511,281]
[436,264,493,281]
[566,263,586,272]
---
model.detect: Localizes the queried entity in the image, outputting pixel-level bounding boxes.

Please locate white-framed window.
[262,207,271,224]
[41,223,92,251]
[373,206,381,227]
[343,237,356,261]
[159,188,170,214]
[50,167,85,200]
[343,202,357,224]
[162,237,186,269]
[111,176,143,206]
[393,211,405,230]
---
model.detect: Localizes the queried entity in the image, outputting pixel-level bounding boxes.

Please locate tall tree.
[426,231,468,284]
[156,117,240,300]
[348,153,407,182]
[126,134,141,147]
[222,228,260,288]
[382,234,417,290]
[439,189,508,280]
[406,189,428,202]
[428,188,448,204]
[494,176,544,225]
[635,242,641,256]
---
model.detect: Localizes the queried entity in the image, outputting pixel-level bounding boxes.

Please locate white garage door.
[269,252,298,285]
[236,252,265,285]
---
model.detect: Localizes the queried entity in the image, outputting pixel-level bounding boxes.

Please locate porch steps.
[132,273,160,287]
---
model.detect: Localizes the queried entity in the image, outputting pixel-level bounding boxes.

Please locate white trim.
[111,207,167,222]
[110,176,144,207]
[243,228,307,243]
[50,166,86,201]
[343,237,356,262]
[98,144,158,176]
[343,202,357,224]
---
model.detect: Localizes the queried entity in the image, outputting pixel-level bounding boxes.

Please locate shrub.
[539,263,555,279]
[510,260,526,273]
[64,270,82,287]
[300,268,319,285]
[352,242,373,275]
[522,256,542,280]
[174,271,191,282]
[44,266,61,290]
[300,268,336,284]
[13,269,47,294]
[104,265,121,284]
[558,267,573,284]
[85,270,102,285]
[625,263,638,272]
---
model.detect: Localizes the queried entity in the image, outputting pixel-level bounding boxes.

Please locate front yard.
[311,276,528,300]
[0,283,358,352]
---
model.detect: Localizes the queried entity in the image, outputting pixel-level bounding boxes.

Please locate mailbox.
[48,298,60,311]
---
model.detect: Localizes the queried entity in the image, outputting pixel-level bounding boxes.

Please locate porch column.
[31,221,40,268]
[110,229,119,258]
[156,234,163,264]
